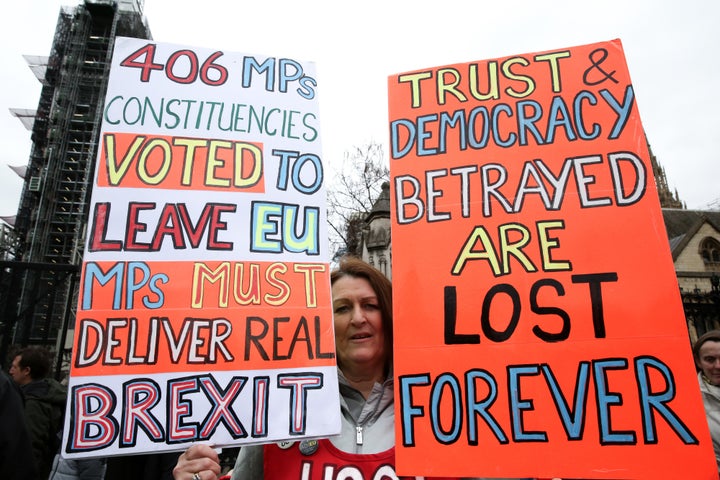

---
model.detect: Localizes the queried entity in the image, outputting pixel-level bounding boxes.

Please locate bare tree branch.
[326,141,389,259]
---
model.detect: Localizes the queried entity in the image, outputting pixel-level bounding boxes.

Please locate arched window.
[700,237,720,264]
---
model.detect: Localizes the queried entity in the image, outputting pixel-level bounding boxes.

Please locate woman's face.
[698,340,720,386]
[332,275,387,377]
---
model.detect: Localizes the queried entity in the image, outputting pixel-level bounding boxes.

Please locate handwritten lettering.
[66,372,325,452]
[88,202,236,252]
[398,357,698,447]
[102,133,264,190]
[394,152,646,224]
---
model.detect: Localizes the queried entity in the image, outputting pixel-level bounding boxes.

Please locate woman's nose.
[349,305,365,324]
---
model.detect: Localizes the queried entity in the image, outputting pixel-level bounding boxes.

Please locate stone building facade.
[663,209,720,342]
[359,182,392,280]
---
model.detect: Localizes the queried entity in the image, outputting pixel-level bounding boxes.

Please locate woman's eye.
[334,305,349,314]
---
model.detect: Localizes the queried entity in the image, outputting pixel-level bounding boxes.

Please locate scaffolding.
[1,0,151,370]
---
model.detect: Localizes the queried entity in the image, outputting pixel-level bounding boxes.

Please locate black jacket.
[0,371,38,480]
[21,377,67,480]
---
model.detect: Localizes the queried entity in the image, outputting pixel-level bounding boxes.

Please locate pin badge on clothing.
[299,440,319,455]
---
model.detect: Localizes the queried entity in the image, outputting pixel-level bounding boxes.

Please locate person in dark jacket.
[9,346,67,480]
[0,370,38,479]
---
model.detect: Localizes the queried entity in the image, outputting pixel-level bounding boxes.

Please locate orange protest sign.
[388,39,716,479]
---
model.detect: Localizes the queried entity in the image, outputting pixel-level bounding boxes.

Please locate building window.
[700,237,720,265]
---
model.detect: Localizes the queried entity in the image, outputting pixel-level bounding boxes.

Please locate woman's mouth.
[350,333,371,340]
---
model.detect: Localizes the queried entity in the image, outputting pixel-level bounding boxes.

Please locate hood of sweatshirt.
[22,377,67,407]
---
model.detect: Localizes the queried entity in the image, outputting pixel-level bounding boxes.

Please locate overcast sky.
[1,0,718,220]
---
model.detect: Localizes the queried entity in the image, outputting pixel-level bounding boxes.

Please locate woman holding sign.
[173,257,525,480]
